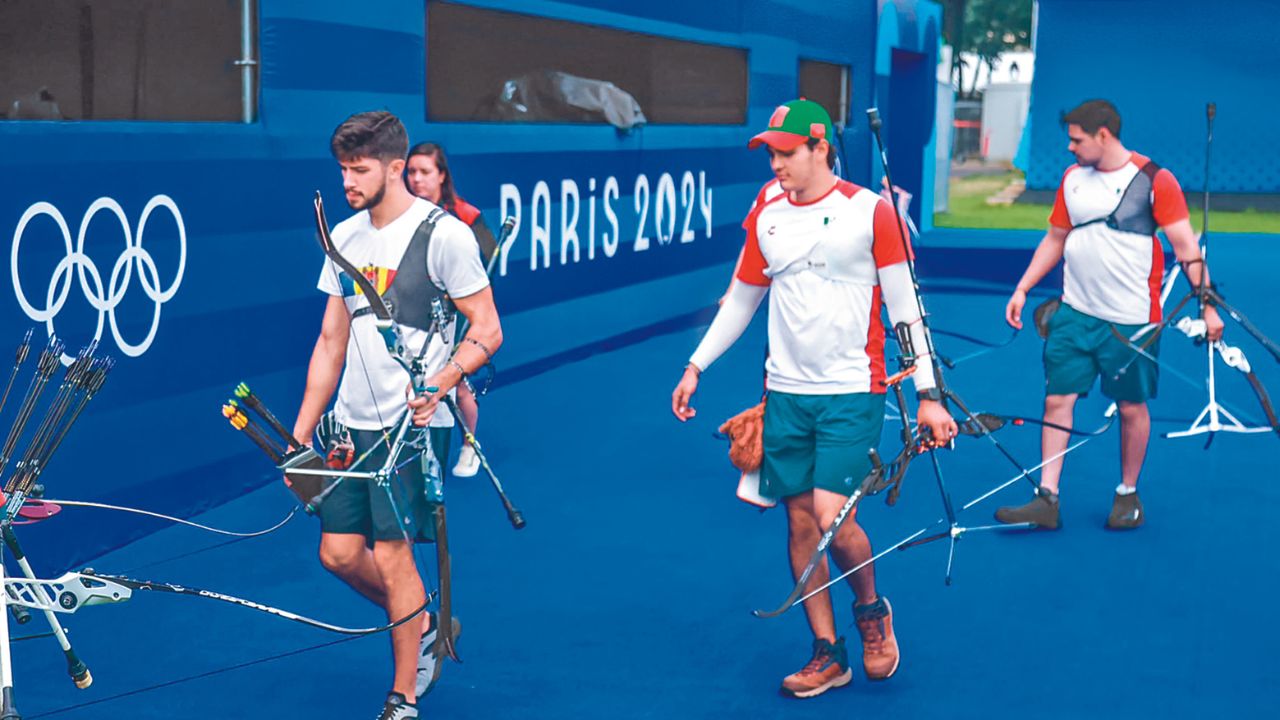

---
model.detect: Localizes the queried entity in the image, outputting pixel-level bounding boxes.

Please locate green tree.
[965,0,1032,95]
[939,0,969,90]
[940,0,1034,98]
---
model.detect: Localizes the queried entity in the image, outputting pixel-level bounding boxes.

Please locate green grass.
[934,171,1280,233]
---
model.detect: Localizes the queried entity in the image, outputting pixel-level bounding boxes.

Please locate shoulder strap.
[352,207,452,328]
[1103,160,1160,235]
[415,206,449,274]
[1070,160,1160,233]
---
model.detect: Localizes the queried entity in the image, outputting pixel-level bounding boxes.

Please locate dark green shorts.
[1043,302,1159,403]
[318,425,452,543]
[761,391,886,499]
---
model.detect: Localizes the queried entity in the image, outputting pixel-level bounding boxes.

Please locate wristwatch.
[917,387,943,402]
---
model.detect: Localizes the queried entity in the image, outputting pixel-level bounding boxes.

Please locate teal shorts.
[318,426,452,543]
[1043,302,1159,403]
[761,391,887,499]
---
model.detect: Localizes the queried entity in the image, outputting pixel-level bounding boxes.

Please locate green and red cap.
[748,99,834,151]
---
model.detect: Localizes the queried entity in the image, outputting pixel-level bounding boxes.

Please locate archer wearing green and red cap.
[672,99,956,698]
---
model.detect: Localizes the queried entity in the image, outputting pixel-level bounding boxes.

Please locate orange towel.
[719,401,765,472]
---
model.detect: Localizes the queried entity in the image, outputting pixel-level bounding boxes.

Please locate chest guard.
[353,207,455,331]
[1073,160,1162,236]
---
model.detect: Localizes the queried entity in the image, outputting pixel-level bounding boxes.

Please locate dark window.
[0,0,255,122]
[798,60,850,126]
[427,2,747,126]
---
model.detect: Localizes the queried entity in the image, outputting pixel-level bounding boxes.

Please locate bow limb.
[431,502,460,661]
[314,192,425,385]
[1212,340,1280,435]
[314,192,393,322]
[1202,286,1280,364]
[751,433,924,619]
[751,469,876,619]
[81,569,432,635]
[1241,372,1280,435]
[1109,329,1272,427]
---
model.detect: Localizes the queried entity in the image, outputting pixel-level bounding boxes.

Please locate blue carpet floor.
[7,246,1280,719]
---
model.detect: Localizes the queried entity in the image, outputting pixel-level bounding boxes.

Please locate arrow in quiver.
[221,387,329,509]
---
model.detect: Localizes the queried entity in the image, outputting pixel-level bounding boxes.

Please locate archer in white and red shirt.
[1000,99,1223,531]
[734,176,914,394]
[670,99,956,700]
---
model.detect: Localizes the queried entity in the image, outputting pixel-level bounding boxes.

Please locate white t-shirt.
[1050,152,1188,325]
[736,179,912,394]
[317,198,490,430]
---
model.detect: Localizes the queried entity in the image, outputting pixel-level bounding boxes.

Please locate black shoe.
[1106,491,1144,529]
[994,486,1060,529]
[377,692,418,720]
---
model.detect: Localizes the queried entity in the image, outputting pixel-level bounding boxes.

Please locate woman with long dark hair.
[406,142,497,478]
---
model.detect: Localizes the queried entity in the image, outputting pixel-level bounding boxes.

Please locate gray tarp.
[477,70,646,130]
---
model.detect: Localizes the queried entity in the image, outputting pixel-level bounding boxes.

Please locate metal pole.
[236,0,257,123]
[0,561,19,720]
[1202,102,1215,259]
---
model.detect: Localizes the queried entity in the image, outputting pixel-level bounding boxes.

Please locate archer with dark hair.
[405,142,499,479]
[294,110,504,720]
[1000,99,1222,531]
[1060,98,1122,138]
[330,110,410,163]
[805,136,837,169]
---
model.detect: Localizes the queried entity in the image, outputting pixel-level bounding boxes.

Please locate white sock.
[1115,483,1137,495]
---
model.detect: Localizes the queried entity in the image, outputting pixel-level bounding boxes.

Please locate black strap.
[1071,160,1162,234]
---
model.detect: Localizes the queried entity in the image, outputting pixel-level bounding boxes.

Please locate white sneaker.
[416,612,462,699]
[452,443,480,477]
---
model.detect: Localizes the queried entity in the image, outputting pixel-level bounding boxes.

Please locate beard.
[348,177,387,210]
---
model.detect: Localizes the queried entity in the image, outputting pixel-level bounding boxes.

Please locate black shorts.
[317,425,452,543]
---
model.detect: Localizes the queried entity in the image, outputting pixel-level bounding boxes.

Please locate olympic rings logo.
[11,196,187,364]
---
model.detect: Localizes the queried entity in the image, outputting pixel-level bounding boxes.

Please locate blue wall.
[874,0,944,232]
[1,0,940,570]
[1025,0,1279,194]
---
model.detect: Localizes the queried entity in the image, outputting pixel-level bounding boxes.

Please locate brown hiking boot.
[853,596,900,680]
[780,637,852,698]
[994,486,1060,529]
[1106,491,1144,529]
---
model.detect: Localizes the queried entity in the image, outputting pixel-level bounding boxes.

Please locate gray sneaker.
[1106,491,1144,529]
[994,486,1060,529]
[415,612,463,699]
[377,692,418,720]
